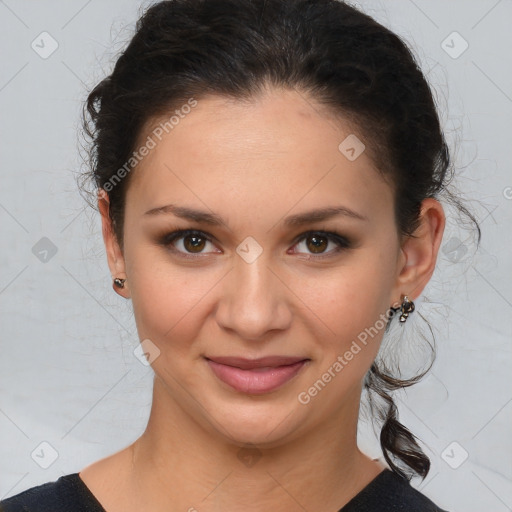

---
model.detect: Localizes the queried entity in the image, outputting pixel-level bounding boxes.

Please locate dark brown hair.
[81,0,481,481]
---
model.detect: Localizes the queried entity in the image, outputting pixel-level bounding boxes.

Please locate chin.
[204,397,306,448]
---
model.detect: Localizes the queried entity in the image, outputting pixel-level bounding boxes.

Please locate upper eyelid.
[165,228,348,252]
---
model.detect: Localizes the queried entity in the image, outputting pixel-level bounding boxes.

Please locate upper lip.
[205,356,309,370]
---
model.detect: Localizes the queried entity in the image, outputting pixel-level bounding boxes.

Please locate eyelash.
[159,228,352,260]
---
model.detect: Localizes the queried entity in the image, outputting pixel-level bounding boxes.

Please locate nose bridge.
[234,251,274,302]
[216,247,291,340]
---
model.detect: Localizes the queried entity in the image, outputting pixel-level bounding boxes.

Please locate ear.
[391,198,446,304]
[98,190,130,299]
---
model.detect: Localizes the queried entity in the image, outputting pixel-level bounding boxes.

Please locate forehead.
[125,89,394,227]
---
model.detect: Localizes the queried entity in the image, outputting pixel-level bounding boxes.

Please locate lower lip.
[206,359,308,395]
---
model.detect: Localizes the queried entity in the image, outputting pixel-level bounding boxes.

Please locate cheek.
[293,267,393,412]
[293,251,396,375]
[298,260,392,334]
[126,246,226,363]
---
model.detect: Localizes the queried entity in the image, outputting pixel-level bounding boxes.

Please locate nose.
[214,252,293,342]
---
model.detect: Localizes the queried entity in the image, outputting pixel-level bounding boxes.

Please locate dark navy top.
[0,468,449,511]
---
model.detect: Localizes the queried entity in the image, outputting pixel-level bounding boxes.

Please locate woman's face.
[110,88,408,446]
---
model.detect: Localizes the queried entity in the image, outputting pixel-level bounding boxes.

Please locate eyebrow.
[144,203,368,226]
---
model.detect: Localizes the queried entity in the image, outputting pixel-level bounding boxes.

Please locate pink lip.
[205,356,309,395]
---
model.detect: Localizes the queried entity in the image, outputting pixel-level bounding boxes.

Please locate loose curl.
[80,0,481,480]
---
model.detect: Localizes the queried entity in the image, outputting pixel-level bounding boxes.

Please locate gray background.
[1,1,511,510]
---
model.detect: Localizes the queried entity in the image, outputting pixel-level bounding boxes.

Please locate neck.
[120,375,384,512]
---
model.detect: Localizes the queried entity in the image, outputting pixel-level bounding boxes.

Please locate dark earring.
[113,277,126,289]
[399,295,415,323]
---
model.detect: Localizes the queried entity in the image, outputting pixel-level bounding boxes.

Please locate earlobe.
[392,198,446,302]
[97,190,130,299]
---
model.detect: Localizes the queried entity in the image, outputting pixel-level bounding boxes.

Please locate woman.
[1,0,480,510]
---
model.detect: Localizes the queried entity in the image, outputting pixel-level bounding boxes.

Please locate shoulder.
[0,473,105,512]
[342,469,450,512]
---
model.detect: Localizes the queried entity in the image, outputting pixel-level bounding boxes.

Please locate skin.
[80,87,445,512]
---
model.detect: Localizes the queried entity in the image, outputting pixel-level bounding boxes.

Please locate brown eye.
[292,230,351,258]
[162,229,218,256]
[183,234,206,253]
[306,234,328,253]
